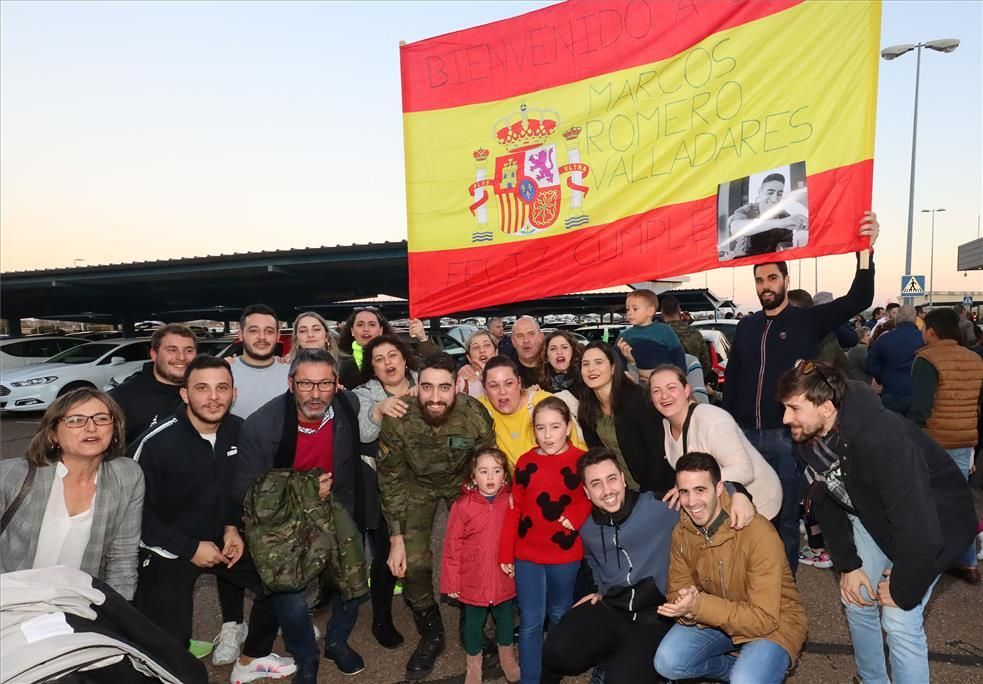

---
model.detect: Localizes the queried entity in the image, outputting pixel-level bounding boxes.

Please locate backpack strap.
[681,402,698,455]
[1,461,37,535]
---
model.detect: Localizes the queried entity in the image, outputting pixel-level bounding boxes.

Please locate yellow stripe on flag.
[404,0,879,252]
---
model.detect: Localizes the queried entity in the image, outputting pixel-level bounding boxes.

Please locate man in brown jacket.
[908,306,983,584]
[654,452,807,684]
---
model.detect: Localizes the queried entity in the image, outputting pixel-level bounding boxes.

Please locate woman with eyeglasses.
[351,334,419,649]
[0,388,144,599]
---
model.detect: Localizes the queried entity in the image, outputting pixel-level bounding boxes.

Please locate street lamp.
[921,208,945,305]
[881,38,959,303]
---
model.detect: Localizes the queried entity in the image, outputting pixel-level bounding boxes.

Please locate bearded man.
[377,352,495,680]
[722,211,880,573]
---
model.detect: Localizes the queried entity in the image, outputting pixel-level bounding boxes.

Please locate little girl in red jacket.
[440,447,520,684]
[499,396,592,684]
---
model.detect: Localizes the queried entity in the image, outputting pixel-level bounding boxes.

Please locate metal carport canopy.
[2,241,732,328]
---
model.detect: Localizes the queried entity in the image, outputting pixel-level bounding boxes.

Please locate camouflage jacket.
[378,394,494,535]
[668,320,711,380]
[243,468,368,598]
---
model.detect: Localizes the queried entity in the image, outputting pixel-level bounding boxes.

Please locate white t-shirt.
[231,360,290,418]
[663,403,783,520]
[33,462,96,571]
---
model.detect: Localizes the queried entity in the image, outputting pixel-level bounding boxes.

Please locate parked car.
[0,339,152,412]
[66,330,125,342]
[692,319,739,345]
[0,336,87,373]
[541,328,590,347]
[698,329,731,400]
[574,324,629,343]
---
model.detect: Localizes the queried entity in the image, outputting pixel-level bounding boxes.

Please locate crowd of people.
[1,211,981,684]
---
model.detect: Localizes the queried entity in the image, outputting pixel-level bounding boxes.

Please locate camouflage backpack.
[243,468,368,598]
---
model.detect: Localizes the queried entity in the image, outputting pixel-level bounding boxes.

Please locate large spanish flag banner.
[402,0,880,317]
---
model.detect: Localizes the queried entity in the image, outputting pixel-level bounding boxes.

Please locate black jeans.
[542,600,672,684]
[134,549,278,658]
[367,522,398,624]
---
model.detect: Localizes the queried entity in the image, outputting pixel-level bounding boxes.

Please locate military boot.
[406,605,445,680]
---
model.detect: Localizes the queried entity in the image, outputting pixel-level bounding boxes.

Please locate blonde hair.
[289,311,340,360]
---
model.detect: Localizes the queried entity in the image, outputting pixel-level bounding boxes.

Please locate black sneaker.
[324,641,365,676]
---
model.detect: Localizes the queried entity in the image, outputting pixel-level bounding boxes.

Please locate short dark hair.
[151,323,197,351]
[761,173,786,186]
[577,447,621,481]
[420,352,458,380]
[915,305,925,315]
[481,355,521,385]
[675,451,721,485]
[289,348,337,379]
[885,303,900,312]
[777,360,847,409]
[360,334,416,385]
[787,289,813,308]
[871,306,885,318]
[182,354,232,387]
[660,294,681,317]
[626,289,658,310]
[753,261,789,278]
[924,308,961,342]
[240,303,278,331]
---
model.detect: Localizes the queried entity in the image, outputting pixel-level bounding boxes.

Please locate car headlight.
[11,376,59,387]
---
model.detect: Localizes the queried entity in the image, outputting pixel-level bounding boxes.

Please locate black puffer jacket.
[797,381,976,610]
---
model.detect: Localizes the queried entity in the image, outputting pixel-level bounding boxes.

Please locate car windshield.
[45,342,115,364]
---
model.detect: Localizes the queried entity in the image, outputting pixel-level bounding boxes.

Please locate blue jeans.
[843,515,939,684]
[946,447,979,568]
[654,624,790,684]
[743,427,802,573]
[273,590,360,668]
[515,559,579,684]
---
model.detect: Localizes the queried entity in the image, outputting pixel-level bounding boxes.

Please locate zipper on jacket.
[718,560,727,600]
[755,320,772,430]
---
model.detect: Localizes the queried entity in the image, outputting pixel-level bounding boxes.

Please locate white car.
[0,336,87,373]
[0,339,152,413]
[692,318,739,344]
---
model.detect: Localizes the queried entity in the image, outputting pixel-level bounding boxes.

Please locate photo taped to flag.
[401,0,881,317]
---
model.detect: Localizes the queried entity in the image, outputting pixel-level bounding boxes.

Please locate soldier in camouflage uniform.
[378,352,495,681]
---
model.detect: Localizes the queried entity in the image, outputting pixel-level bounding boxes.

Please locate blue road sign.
[963,295,974,307]
[900,275,926,297]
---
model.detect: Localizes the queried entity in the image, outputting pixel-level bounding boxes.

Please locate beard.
[188,402,227,426]
[155,358,185,385]
[243,341,275,362]
[420,396,456,427]
[757,282,787,311]
[790,423,825,443]
[297,397,329,422]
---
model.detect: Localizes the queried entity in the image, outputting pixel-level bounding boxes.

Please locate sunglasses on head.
[353,306,380,313]
[794,359,836,396]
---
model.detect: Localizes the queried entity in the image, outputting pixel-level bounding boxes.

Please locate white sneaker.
[229,653,296,683]
[213,621,248,666]
[977,532,983,561]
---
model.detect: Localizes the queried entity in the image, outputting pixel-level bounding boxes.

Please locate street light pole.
[881,38,959,304]
[921,208,945,306]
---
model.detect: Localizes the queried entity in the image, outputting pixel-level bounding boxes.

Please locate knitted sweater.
[499,444,591,565]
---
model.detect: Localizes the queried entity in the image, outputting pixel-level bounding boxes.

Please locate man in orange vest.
[908,307,983,584]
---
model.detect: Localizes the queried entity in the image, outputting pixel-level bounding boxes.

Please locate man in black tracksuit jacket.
[130,355,289,680]
[723,213,879,572]
[110,324,198,445]
[779,367,975,682]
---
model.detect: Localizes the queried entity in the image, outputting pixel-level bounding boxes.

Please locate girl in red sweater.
[440,447,520,684]
[499,397,592,684]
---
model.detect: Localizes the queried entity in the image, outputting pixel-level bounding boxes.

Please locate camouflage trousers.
[402,482,454,612]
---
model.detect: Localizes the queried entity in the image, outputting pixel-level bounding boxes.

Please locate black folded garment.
[602,576,671,625]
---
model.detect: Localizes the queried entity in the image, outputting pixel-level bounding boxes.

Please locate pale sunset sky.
[1,0,980,310]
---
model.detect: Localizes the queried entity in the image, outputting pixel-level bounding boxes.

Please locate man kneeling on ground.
[541,448,678,684]
[654,452,807,684]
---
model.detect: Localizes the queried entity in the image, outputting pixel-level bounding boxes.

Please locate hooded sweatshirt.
[108,362,183,445]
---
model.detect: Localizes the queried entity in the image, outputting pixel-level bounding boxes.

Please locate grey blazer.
[0,457,145,600]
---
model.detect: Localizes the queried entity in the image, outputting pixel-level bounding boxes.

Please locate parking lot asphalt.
[2,414,981,683]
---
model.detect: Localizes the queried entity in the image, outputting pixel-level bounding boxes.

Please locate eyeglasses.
[293,379,337,392]
[62,413,114,428]
[353,306,380,312]
[794,359,837,396]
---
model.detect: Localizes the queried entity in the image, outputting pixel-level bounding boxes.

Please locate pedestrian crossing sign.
[900,275,926,296]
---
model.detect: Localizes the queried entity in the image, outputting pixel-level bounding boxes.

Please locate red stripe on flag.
[401,0,802,113]
[408,158,872,318]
